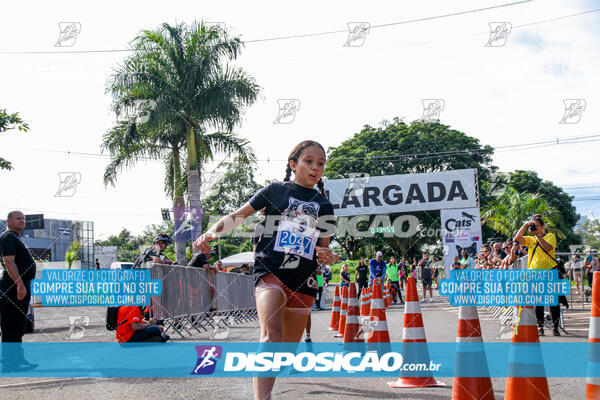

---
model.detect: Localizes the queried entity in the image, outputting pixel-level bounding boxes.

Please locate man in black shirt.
[134,234,173,268]
[0,211,37,371]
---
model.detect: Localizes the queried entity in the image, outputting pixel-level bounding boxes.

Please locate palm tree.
[106,21,260,260]
[101,116,189,262]
[482,187,564,239]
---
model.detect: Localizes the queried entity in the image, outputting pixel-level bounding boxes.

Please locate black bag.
[106,306,122,331]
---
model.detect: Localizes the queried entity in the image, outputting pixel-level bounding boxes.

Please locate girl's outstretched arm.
[193,202,256,253]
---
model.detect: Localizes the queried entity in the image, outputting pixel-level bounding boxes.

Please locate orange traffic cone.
[328,286,341,331]
[586,271,600,399]
[365,287,371,317]
[388,276,445,388]
[383,283,391,308]
[335,286,348,338]
[452,306,494,399]
[343,283,364,346]
[504,306,550,399]
[366,279,391,351]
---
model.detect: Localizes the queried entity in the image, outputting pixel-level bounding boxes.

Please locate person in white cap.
[368,251,387,287]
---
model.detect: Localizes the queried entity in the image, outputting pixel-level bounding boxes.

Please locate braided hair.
[283,140,328,198]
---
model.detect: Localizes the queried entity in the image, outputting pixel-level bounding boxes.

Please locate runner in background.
[399,257,408,290]
[193,140,338,400]
[369,251,387,287]
[354,257,369,298]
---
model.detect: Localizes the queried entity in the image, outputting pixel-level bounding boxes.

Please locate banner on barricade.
[440,207,483,267]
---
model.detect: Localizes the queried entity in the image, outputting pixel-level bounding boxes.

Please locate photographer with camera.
[515,214,560,336]
[116,306,169,343]
[134,234,173,268]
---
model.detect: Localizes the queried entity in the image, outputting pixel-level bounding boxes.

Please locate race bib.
[274,220,319,260]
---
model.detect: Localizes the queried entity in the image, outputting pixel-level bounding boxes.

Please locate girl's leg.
[253,288,286,400]
[283,309,311,342]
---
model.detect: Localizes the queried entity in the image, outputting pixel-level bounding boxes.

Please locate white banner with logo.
[323,169,477,217]
[440,207,483,268]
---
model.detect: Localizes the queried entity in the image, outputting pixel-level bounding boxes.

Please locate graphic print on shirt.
[274,197,321,261]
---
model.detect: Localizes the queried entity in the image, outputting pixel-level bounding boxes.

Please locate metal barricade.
[147,263,257,338]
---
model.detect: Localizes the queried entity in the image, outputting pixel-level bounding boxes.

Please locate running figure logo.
[191,345,223,375]
[559,99,586,124]
[485,22,511,47]
[55,22,81,47]
[343,22,370,47]
[55,172,81,197]
[421,99,445,122]
[273,99,300,124]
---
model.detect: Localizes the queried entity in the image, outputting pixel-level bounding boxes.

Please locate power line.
[0,0,548,55]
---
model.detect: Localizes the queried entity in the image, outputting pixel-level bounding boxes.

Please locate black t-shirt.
[420,260,433,279]
[356,264,369,282]
[341,271,351,283]
[496,250,507,260]
[0,229,37,282]
[252,220,265,246]
[249,181,334,296]
[134,246,161,268]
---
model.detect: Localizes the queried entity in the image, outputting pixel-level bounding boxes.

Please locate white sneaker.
[428,298,433,302]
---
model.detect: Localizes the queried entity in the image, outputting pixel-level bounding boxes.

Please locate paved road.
[0,285,590,399]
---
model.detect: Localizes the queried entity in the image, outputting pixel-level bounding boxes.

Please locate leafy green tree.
[65,241,81,269]
[0,108,29,170]
[106,21,260,250]
[509,170,580,248]
[482,187,564,244]
[577,218,600,250]
[95,228,144,262]
[324,119,496,258]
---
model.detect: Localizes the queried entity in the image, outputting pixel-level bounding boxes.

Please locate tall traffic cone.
[504,306,550,399]
[328,286,341,331]
[335,286,348,338]
[343,283,364,346]
[365,287,371,317]
[366,279,391,352]
[586,271,600,399]
[388,276,445,388]
[360,288,370,318]
[452,306,494,399]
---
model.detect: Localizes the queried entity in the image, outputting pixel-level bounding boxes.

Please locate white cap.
[376,251,383,257]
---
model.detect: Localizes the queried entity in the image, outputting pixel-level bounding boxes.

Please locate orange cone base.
[388,377,446,388]
[505,377,550,399]
[452,377,494,400]
[586,383,600,400]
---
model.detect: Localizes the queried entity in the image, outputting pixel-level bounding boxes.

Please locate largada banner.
[323,169,478,217]
[441,207,483,267]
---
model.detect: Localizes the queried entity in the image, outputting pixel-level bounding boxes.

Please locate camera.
[529,224,537,233]
[156,319,165,326]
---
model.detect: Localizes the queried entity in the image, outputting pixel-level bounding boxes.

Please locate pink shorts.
[255,274,314,314]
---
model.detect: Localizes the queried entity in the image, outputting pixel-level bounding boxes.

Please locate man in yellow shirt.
[515,214,560,336]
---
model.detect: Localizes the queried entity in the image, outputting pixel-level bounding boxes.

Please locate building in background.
[0,217,94,268]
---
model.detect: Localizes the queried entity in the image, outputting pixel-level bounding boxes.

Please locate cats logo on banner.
[323,169,477,217]
[440,207,483,267]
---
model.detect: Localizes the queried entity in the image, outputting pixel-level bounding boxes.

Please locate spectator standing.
[354,258,369,298]
[369,251,387,287]
[312,267,324,311]
[585,250,599,292]
[0,211,37,371]
[570,255,584,296]
[386,256,404,304]
[419,253,434,302]
[515,214,560,336]
[451,255,462,270]
[340,263,351,288]
[95,258,100,270]
[459,249,473,269]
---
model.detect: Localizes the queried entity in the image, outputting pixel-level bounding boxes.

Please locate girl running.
[193,140,339,400]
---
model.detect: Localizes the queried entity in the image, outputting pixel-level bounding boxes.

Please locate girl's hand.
[315,246,339,265]
[193,232,218,253]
